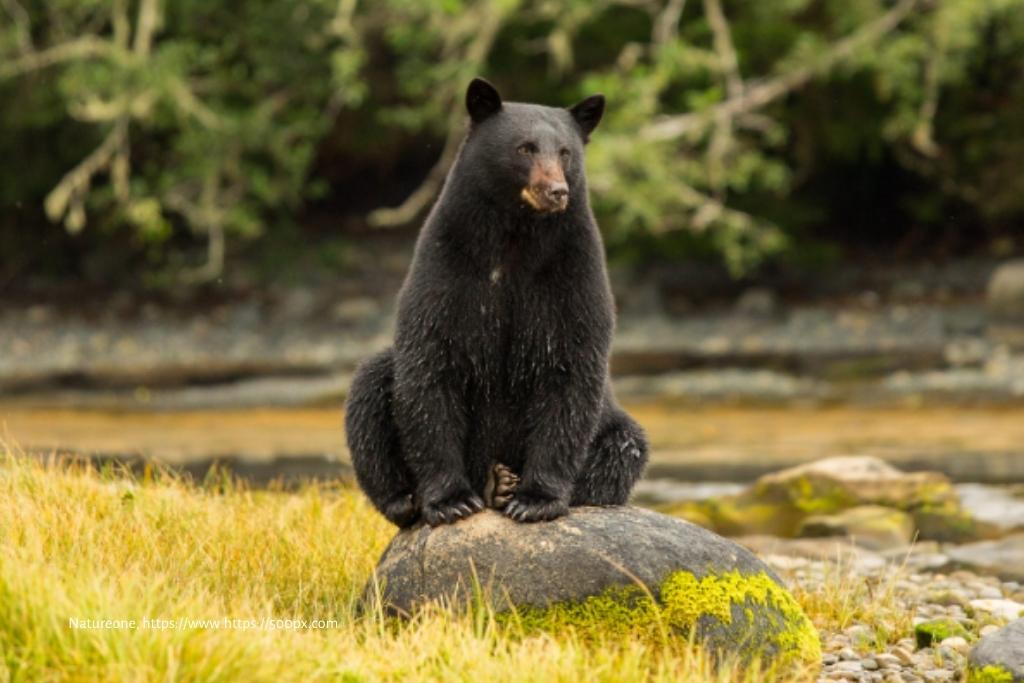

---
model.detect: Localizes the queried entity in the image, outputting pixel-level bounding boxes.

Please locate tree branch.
[702,0,744,195]
[643,0,919,141]
[367,4,505,227]
[39,0,166,235]
[912,17,947,158]
[132,0,160,56]
[652,0,687,46]
[703,0,743,100]
[44,120,128,232]
[0,37,124,79]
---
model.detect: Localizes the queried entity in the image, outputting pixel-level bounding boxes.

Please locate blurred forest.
[2,0,1023,289]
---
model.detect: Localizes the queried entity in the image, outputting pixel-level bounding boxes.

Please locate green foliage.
[2,0,1024,282]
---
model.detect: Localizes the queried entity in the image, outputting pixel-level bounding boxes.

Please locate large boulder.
[665,456,985,542]
[968,619,1024,682]
[367,507,820,668]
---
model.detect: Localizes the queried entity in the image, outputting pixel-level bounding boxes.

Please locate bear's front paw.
[422,490,485,527]
[503,491,568,523]
[382,493,420,528]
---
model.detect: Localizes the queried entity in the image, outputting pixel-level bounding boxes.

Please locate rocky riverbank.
[3,258,1024,410]
[654,455,1024,682]
[766,545,1024,683]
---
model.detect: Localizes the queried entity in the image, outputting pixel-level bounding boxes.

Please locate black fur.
[345,79,648,527]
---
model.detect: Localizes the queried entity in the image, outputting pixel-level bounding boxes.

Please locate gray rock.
[946,534,1024,582]
[367,507,820,665]
[968,619,1024,682]
[988,260,1024,321]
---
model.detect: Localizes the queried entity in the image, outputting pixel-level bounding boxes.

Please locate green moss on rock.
[503,569,821,668]
[967,664,1015,683]
[915,618,970,648]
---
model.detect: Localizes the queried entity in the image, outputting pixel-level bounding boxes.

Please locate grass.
[0,449,834,683]
[793,556,916,651]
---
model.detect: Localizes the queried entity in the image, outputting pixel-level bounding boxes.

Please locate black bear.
[345,78,648,527]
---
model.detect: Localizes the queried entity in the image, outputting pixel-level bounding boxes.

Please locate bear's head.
[459,78,604,216]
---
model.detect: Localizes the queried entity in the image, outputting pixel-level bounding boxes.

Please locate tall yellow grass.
[0,449,818,682]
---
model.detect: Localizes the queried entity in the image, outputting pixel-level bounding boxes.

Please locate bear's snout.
[523,159,569,213]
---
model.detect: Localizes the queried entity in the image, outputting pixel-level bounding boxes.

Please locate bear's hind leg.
[570,402,648,506]
[345,348,419,527]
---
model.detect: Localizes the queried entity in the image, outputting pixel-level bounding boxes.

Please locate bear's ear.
[466,78,502,123]
[568,94,605,142]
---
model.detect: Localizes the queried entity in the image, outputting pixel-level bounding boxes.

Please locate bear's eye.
[559,148,571,159]
[517,143,537,156]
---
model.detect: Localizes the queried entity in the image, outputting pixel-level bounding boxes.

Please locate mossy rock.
[664,456,981,542]
[366,507,820,668]
[798,505,915,551]
[753,456,958,512]
[968,619,1024,682]
[915,618,971,648]
[913,502,1001,544]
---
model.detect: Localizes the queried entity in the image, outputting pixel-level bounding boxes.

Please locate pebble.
[939,636,969,654]
[970,598,1024,620]
[771,558,1006,682]
[976,585,1003,599]
[835,661,864,673]
[875,653,902,668]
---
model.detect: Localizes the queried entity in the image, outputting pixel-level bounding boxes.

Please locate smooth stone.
[979,586,1006,600]
[939,636,969,654]
[874,653,901,667]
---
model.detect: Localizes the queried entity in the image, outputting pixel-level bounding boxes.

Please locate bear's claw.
[503,491,567,523]
[422,491,485,527]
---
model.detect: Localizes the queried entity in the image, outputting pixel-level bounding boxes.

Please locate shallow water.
[2,403,1024,482]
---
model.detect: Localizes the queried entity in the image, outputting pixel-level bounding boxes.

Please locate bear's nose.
[545,183,569,202]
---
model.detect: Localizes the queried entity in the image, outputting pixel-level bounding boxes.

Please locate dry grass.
[790,558,916,651]
[0,449,831,682]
